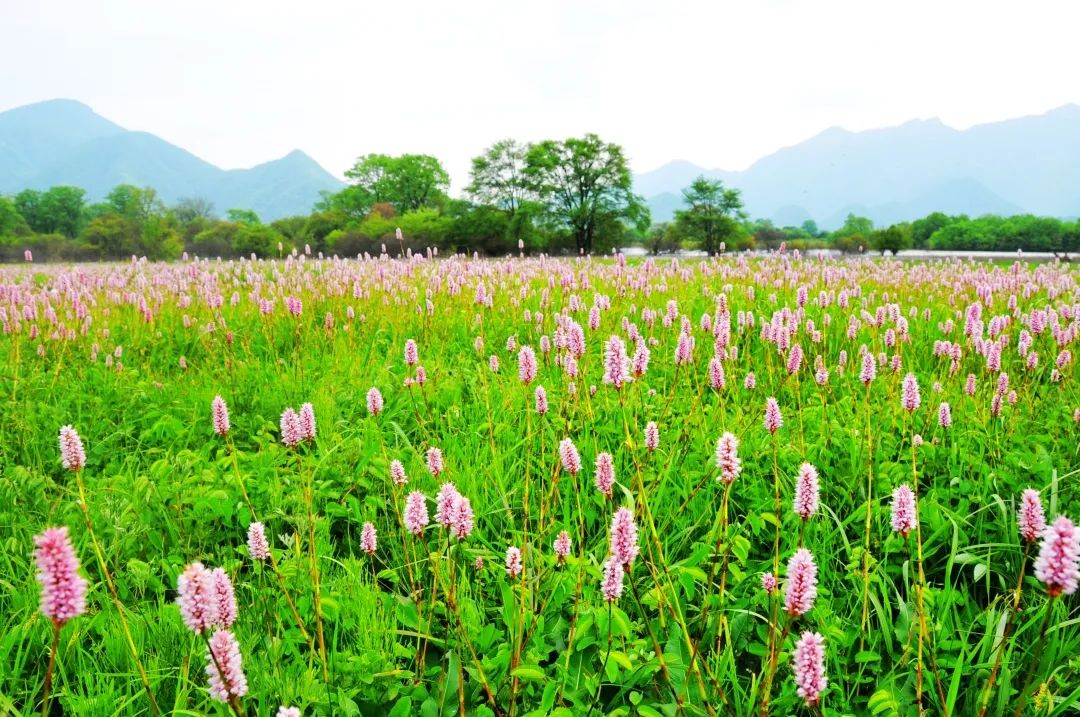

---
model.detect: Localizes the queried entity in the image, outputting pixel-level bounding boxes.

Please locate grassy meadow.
[1,252,1078,716]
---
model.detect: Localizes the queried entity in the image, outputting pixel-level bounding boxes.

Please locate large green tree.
[524,134,648,253]
[467,139,537,247]
[14,186,86,238]
[0,196,29,236]
[672,176,744,255]
[334,153,451,216]
[106,185,165,223]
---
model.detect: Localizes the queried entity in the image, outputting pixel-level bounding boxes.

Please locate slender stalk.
[586,601,615,717]
[759,619,791,717]
[298,450,328,682]
[859,383,874,652]
[41,621,60,717]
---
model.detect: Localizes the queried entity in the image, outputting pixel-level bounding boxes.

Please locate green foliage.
[869,223,913,255]
[0,256,1078,716]
[226,208,262,226]
[14,186,87,238]
[833,213,875,239]
[524,134,648,253]
[0,195,30,237]
[645,222,681,255]
[927,214,1080,254]
[337,153,451,216]
[672,176,745,255]
[106,184,165,223]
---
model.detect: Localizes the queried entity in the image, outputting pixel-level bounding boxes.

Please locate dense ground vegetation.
[2,252,1078,716]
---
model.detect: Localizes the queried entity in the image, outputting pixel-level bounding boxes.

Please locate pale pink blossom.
[601,557,624,602]
[715,432,741,484]
[33,526,87,625]
[505,546,523,578]
[59,425,87,471]
[610,507,640,567]
[360,522,377,555]
[1034,516,1080,597]
[205,629,248,702]
[594,452,615,496]
[791,631,827,706]
[793,462,820,520]
[1019,489,1046,544]
[890,484,917,537]
[247,522,270,561]
[783,548,818,617]
[211,396,230,437]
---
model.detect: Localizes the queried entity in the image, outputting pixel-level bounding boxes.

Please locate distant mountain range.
[636,105,1080,229]
[0,99,344,221]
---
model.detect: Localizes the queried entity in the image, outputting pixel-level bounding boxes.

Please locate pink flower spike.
[58,425,87,471]
[890,484,917,538]
[901,373,921,412]
[760,572,778,594]
[211,568,237,629]
[299,403,316,441]
[764,397,783,434]
[715,432,741,484]
[534,385,549,416]
[450,495,474,540]
[859,352,876,385]
[783,548,818,617]
[1034,516,1080,597]
[518,345,538,385]
[205,629,249,702]
[390,459,408,486]
[1019,489,1047,544]
[426,447,444,477]
[793,462,820,520]
[211,396,230,437]
[594,452,615,497]
[403,492,429,536]
[177,562,219,634]
[505,546,523,578]
[938,401,951,429]
[610,507,640,567]
[33,526,87,626]
[601,557,624,602]
[280,408,302,448]
[560,438,582,475]
[404,339,419,366]
[644,422,660,452]
[435,483,461,527]
[791,631,828,706]
[247,522,270,561]
[602,335,632,388]
[554,530,572,561]
[360,522,377,555]
[278,708,301,717]
[366,387,384,416]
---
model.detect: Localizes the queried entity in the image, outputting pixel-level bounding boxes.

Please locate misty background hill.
[0,99,344,221]
[637,105,1080,229]
[4,100,1080,230]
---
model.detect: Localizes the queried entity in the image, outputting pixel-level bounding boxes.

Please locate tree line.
[2,135,1078,262]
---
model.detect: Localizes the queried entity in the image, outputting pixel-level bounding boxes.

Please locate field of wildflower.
[2,251,1078,716]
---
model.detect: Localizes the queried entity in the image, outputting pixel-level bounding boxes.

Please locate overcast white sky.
[4,0,1080,190]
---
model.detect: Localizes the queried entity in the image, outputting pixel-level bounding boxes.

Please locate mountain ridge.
[0,99,344,221]
[638,105,1080,229]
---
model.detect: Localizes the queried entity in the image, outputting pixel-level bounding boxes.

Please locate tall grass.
[1,253,1077,715]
